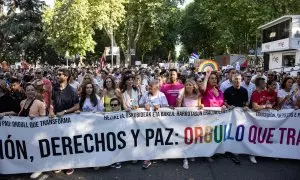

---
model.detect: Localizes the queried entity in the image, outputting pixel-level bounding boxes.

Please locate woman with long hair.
[102,76,122,112]
[176,79,203,169]
[177,79,203,108]
[78,73,96,96]
[278,77,297,109]
[120,74,139,111]
[201,70,225,109]
[79,83,104,112]
[19,83,46,179]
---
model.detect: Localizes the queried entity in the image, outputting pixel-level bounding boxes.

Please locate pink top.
[202,85,224,107]
[160,82,184,107]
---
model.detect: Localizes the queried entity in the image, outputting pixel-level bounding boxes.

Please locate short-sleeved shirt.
[0,95,20,114]
[202,85,224,107]
[81,96,104,112]
[52,84,79,113]
[224,86,248,107]
[278,89,294,109]
[265,90,278,106]
[251,90,268,105]
[220,79,232,92]
[160,82,184,107]
[241,81,256,103]
[139,92,169,107]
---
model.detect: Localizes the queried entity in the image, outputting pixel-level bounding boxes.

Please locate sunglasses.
[57,73,63,76]
[110,104,119,107]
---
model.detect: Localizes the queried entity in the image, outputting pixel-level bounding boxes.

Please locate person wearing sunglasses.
[241,72,256,103]
[49,68,79,176]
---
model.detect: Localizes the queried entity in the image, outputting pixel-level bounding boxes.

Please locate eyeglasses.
[110,104,119,107]
[57,73,63,76]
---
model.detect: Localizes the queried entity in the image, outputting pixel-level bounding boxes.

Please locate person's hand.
[125,108,131,112]
[29,116,35,120]
[266,104,273,109]
[228,105,235,110]
[169,106,175,110]
[261,105,266,109]
[154,105,160,111]
[145,104,151,111]
[285,94,291,100]
[75,110,80,114]
[56,111,65,117]
[221,105,227,111]
[295,106,299,110]
[49,111,55,119]
[243,106,249,111]
[206,70,212,77]
[198,104,204,110]
[0,113,4,120]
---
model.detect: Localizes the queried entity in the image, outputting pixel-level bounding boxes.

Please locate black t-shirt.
[224,86,248,107]
[0,94,21,114]
[52,84,79,113]
[11,90,26,104]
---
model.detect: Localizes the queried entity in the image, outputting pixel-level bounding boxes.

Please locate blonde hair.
[184,79,199,95]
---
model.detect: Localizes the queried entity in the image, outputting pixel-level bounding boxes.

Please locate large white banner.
[0,108,300,174]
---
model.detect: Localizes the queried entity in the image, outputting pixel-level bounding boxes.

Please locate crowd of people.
[0,65,300,179]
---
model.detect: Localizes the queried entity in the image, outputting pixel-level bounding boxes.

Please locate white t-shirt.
[139,92,169,107]
[122,89,139,108]
[220,79,232,92]
[278,89,294,109]
[81,96,104,112]
[241,81,256,102]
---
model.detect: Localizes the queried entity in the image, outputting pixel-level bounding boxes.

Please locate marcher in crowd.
[120,74,139,111]
[19,83,46,179]
[160,69,184,108]
[176,79,203,169]
[278,77,297,109]
[79,83,104,112]
[49,68,79,176]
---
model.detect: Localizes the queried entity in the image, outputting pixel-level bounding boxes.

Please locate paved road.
[1,155,300,180]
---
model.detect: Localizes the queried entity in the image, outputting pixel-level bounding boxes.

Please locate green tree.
[0,0,56,63]
[179,0,300,57]
[42,0,126,57]
[116,0,182,65]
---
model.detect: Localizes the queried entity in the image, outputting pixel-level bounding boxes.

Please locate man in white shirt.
[241,72,256,103]
[220,68,236,92]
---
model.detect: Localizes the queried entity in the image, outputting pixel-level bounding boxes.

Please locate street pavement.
[1,155,300,180]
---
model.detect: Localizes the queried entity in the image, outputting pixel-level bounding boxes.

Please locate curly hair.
[120,74,138,93]
[103,76,117,90]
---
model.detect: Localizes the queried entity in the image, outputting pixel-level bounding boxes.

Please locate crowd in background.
[0,65,300,179]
